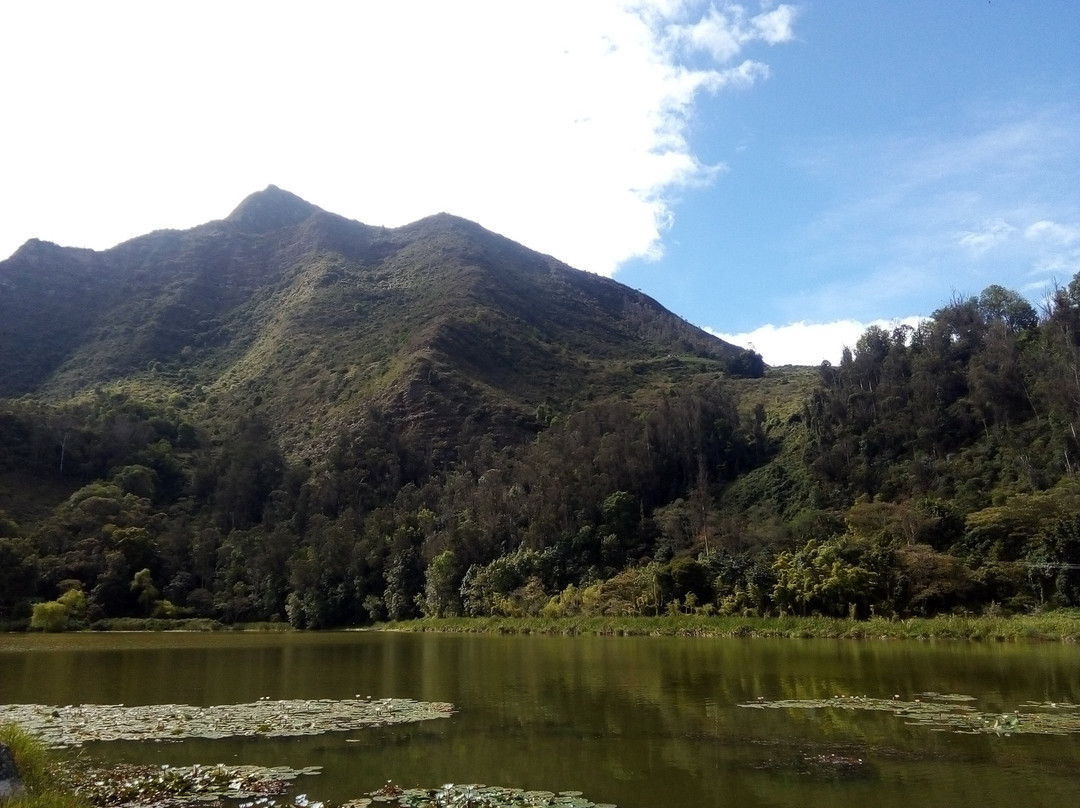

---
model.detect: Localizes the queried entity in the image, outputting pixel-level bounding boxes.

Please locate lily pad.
[739,693,1080,736]
[64,762,322,808]
[0,698,455,749]
[359,783,615,808]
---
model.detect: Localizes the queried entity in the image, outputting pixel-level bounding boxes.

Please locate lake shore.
[376,611,1080,642]
[6,612,1079,642]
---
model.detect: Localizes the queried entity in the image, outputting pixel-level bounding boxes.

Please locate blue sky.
[623,1,1080,361]
[2,1,1078,365]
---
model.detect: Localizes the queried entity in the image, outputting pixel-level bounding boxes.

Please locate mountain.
[4,187,1080,629]
[0,185,759,460]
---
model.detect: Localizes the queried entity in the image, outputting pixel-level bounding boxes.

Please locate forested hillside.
[2,190,1079,629]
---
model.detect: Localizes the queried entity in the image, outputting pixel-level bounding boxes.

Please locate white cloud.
[786,105,1080,318]
[753,4,798,43]
[1022,220,1080,279]
[1032,250,1080,280]
[665,3,797,62]
[713,59,773,89]
[0,1,797,273]
[1025,220,1080,245]
[957,219,1017,256]
[711,317,924,366]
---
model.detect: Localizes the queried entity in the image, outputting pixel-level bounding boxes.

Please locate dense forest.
[4,274,1080,630]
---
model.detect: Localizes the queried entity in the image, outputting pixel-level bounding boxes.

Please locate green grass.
[377,611,1080,642]
[0,724,88,808]
[88,617,225,632]
[86,618,294,632]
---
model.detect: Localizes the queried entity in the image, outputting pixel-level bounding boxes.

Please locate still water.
[1,631,1078,807]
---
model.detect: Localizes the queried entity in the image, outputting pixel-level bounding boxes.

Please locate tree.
[210,417,285,530]
[599,490,641,568]
[0,538,36,619]
[978,285,1038,333]
[30,601,68,632]
[56,587,88,626]
[460,548,554,616]
[893,544,975,615]
[1025,514,1080,607]
[91,550,135,616]
[771,539,876,617]
[422,549,463,617]
[111,464,158,499]
[130,568,160,616]
[383,546,423,621]
[655,556,713,610]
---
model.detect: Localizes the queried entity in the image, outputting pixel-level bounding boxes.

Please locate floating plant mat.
[64,762,323,808]
[739,692,1080,736]
[0,698,455,748]
[343,783,616,808]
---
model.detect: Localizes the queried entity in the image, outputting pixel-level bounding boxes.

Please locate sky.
[1,1,1078,366]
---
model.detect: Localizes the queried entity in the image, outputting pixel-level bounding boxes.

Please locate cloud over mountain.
[0,1,796,276]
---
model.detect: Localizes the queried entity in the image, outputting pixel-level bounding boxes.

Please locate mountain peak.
[225,185,320,233]
[8,237,96,263]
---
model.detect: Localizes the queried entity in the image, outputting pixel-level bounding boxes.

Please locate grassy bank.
[87,618,293,632]
[0,724,87,808]
[378,611,1080,642]
[0,617,297,633]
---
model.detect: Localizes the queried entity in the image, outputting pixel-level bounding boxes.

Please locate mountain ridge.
[0,186,759,459]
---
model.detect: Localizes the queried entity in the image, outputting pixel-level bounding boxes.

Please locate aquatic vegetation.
[1,723,616,808]
[0,698,455,749]
[382,613,1080,642]
[75,779,622,808]
[753,750,876,781]
[740,692,1080,735]
[65,763,322,808]
[0,723,89,808]
[342,783,615,808]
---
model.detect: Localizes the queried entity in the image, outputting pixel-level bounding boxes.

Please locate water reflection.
[2,632,1079,808]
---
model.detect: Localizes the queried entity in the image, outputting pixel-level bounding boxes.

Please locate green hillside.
[0,187,754,455]
[2,188,1079,629]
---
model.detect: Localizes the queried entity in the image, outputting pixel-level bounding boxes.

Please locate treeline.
[3,279,1080,629]
[805,283,1079,504]
[779,280,1080,615]
[0,376,765,628]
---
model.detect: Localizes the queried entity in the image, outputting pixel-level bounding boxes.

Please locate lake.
[1,631,1078,807]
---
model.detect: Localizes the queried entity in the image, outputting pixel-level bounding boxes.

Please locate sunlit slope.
[0,186,756,456]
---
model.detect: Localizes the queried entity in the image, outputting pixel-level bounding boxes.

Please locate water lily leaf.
[0,699,455,749]
[362,783,614,808]
[739,694,1080,736]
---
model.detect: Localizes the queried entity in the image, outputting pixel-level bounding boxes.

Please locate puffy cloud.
[753,4,798,43]
[664,2,797,62]
[0,1,799,274]
[1025,220,1080,245]
[711,316,924,366]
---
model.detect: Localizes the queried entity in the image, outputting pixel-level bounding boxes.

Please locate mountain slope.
[0,186,757,457]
